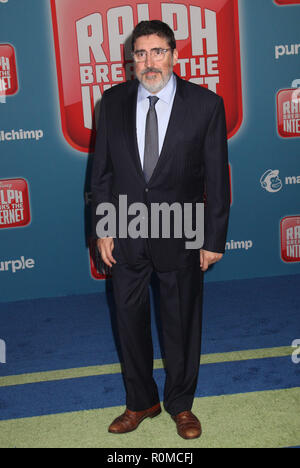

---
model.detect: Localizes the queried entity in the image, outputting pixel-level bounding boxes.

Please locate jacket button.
[145,188,149,192]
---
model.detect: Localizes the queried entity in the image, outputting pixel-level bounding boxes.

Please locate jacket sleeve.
[202,97,230,253]
[91,92,113,239]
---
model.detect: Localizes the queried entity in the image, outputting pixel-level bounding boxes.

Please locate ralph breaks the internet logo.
[0,178,31,229]
[277,88,300,138]
[0,44,18,97]
[280,216,300,263]
[50,0,243,153]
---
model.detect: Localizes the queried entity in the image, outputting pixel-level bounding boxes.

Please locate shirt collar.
[137,73,177,104]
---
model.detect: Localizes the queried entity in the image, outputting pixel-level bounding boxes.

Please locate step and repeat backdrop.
[0,0,299,302]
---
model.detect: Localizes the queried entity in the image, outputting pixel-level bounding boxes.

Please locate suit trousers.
[111,239,204,416]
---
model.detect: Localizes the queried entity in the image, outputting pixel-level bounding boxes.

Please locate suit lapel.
[123,79,145,180]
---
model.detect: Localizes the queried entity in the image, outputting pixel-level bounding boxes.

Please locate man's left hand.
[200,249,223,272]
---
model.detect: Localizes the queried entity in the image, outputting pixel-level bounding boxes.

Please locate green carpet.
[1,388,299,448]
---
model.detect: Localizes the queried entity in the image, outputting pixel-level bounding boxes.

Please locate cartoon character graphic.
[260,169,283,193]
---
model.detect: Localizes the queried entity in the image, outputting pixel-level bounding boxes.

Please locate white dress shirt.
[136,73,177,168]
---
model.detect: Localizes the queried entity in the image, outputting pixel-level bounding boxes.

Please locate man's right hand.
[97,238,117,268]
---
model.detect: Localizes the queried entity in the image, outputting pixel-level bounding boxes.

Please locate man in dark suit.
[91,20,230,439]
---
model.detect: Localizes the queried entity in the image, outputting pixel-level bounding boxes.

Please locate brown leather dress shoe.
[108,403,162,434]
[172,411,202,439]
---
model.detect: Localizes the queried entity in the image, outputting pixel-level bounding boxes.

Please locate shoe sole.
[177,429,202,440]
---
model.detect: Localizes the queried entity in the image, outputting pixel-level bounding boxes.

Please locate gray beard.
[138,67,173,94]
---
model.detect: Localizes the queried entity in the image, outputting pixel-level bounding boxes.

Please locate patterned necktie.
[143,96,159,183]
